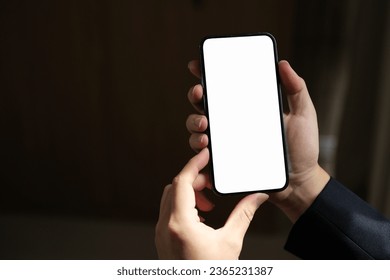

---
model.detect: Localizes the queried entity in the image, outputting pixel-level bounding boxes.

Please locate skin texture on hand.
[186,60,330,223]
[155,148,269,259]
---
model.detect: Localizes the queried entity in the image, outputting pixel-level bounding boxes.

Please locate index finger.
[171,148,210,214]
[278,60,314,117]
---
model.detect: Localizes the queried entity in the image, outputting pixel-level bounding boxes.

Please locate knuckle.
[241,207,255,224]
[167,218,185,241]
[298,77,307,91]
[172,175,182,186]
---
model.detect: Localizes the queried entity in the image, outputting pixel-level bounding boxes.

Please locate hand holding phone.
[200,33,288,195]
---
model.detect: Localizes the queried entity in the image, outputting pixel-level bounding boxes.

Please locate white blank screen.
[202,34,287,194]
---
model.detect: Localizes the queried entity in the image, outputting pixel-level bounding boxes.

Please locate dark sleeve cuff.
[284,178,390,259]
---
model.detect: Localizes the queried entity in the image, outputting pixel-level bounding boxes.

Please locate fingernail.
[197,134,205,143]
[251,193,268,206]
[258,193,269,203]
[194,117,203,128]
[282,60,289,66]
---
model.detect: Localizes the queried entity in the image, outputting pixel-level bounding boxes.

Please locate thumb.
[278,60,315,117]
[223,193,269,242]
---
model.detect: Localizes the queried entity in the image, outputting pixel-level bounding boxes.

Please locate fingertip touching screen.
[201,33,288,195]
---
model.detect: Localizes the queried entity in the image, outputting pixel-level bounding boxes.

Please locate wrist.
[276,165,330,223]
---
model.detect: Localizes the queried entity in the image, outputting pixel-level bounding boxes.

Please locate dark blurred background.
[0,0,389,259]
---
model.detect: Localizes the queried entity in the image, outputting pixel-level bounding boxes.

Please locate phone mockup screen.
[200,33,288,195]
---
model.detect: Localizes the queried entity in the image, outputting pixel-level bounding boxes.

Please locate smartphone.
[200,33,288,195]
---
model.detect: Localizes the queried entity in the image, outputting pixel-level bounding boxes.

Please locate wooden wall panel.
[0,1,295,233]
